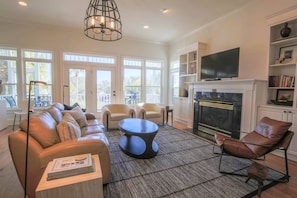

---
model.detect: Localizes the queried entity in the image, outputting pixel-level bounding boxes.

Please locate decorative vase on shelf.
[280,22,291,38]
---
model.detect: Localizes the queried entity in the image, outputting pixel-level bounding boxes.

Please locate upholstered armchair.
[101,104,135,130]
[135,103,165,125]
[215,116,294,181]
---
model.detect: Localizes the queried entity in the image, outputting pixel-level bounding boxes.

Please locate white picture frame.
[279,45,297,64]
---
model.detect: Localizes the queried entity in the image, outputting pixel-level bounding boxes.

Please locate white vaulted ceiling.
[0,0,249,44]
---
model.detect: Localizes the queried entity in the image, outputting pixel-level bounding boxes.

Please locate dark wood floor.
[1,122,297,198]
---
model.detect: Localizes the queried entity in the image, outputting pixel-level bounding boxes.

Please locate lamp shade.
[84,0,122,41]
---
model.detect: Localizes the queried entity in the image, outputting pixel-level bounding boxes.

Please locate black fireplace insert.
[193,91,242,142]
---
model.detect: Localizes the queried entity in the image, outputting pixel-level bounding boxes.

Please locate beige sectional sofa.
[8,103,110,198]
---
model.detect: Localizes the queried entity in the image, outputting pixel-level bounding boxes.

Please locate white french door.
[64,64,116,117]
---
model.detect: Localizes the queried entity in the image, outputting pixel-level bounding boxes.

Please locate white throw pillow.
[57,113,81,141]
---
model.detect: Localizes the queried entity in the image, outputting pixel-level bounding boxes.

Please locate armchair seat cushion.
[146,111,162,118]
[222,139,258,159]
[110,113,130,120]
[241,131,272,156]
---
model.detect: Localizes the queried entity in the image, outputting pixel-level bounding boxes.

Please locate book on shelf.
[47,153,94,180]
[268,75,295,88]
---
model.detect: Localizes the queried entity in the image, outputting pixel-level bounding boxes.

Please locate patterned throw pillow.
[62,106,88,128]
[57,113,81,141]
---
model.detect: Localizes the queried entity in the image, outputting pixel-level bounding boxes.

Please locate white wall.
[0,21,168,103]
[169,0,297,81]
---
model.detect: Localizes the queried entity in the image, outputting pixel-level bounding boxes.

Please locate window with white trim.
[23,49,53,107]
[0,47,18,108]
[145,60,162,103]
[63,53,115,64]
[123,58,142,104]
[123,57,163,104]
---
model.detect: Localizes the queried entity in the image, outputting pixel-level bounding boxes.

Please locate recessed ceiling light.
[144,25,149,29]
[161,8,169,14]
[18,1,27,6]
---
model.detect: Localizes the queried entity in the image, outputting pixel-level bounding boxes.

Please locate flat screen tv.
[200,47,240,80]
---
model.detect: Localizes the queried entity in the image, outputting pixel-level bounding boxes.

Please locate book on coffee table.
[47,153,94,180]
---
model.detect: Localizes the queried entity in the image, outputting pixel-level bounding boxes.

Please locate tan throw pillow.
[20,111,60,148]
[57,113,81,142]
[62,107,88,128]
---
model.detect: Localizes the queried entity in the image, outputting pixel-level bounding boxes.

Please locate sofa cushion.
[78,133,109,146]
[62,107,88,128]
[57,113,81,141]
[87,119,101,126]
[47,106,63,123]
[81,125,104,136]
[20,111,60,148]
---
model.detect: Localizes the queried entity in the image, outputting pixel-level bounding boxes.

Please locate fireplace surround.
[186,79,266,140]
[193,92,242,141]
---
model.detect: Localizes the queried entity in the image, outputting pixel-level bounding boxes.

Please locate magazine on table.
[47,153,94,180]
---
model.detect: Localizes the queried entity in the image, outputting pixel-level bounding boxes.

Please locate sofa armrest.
[153,105,165,121]
[128,107,136,118]
[135,105,145,118]
[84,112,96,120]
[40,139,111,184]
[101,106,111,128]
[9,131,110,198]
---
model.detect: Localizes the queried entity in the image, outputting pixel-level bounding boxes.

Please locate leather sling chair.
[214,116,294,182]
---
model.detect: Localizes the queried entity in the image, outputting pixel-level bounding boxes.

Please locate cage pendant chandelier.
[84,0,122,41]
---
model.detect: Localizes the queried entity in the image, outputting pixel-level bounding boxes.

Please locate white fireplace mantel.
[187,79,267,133]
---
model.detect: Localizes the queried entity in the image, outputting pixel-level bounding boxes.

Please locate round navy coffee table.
[118,118,159,159]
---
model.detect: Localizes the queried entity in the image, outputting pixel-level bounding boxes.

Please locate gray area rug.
[104,126,284,198]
